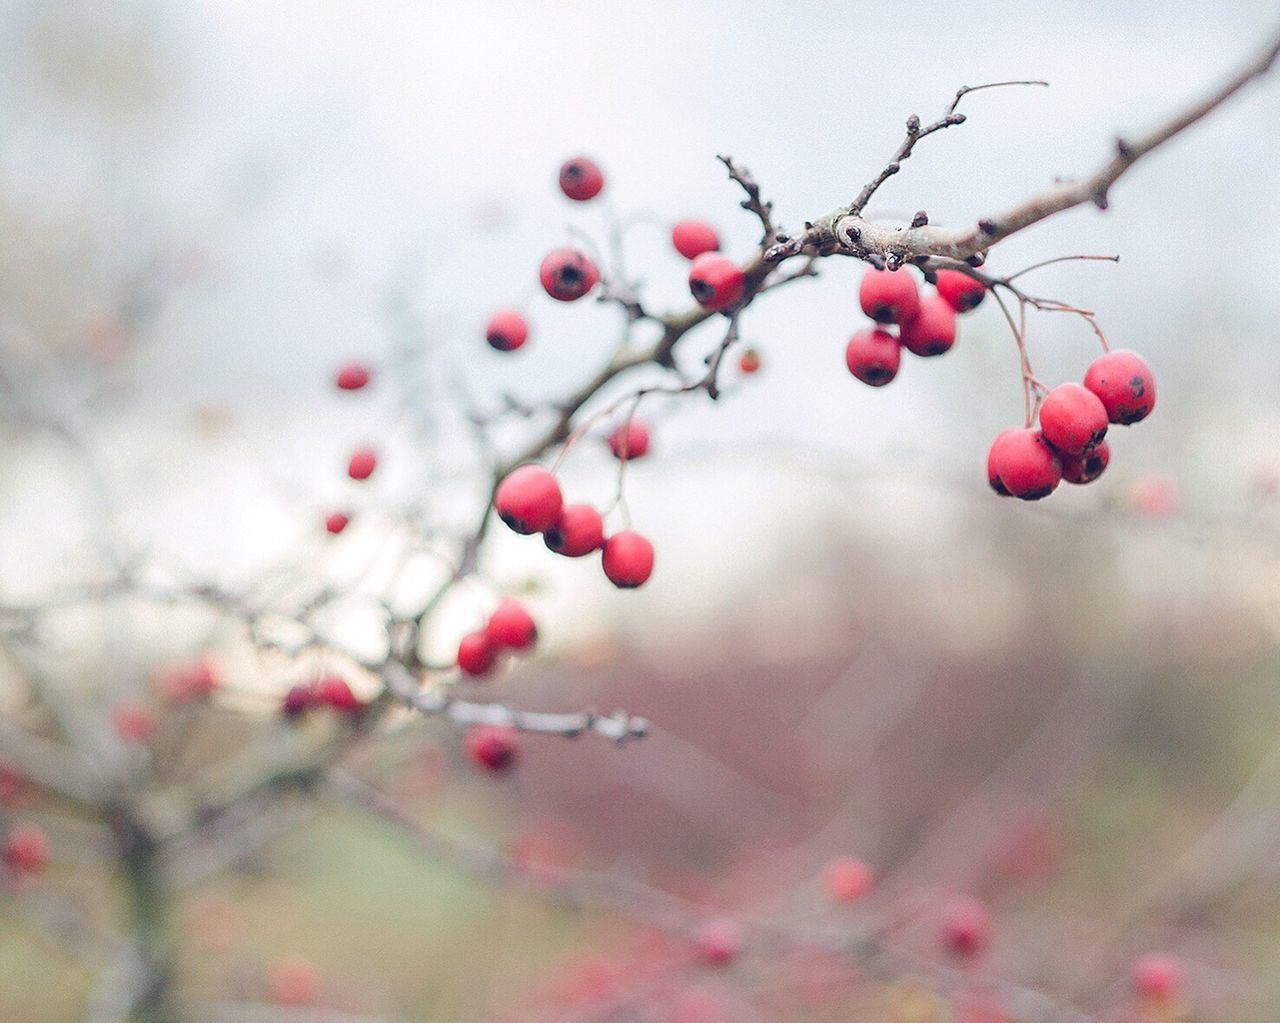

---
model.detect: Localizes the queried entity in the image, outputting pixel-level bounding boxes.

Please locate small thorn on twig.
[906,115,921,133]
[1091,190,1110,211]
[885,162,900,176]
[911,210,929,228]
[978,218,998,235]
[1115,136,1133,158]
[966,252,986,267]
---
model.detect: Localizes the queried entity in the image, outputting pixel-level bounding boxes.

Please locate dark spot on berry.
[499,510,527,532]
[1085,454,1104,476]
[1019,485,1054,501]
[861,366,893,386]
[922,340,948,356]
[558,264,583,287]
[869,302,896,324]
[990,476,1011,497]
[563,163,583,180]
[1089,426,1107,445]
[958,290,984,311]
[1129,376,1145,397]
[544,526,564,550]
[690,278,714,302]
[487,331,514,351]
[1116,404,1149,425]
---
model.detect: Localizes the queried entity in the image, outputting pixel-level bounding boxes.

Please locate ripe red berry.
[899,294,957,357]
[941,896,991,958]
[282,683,315,718]
[540,248,600,302]
[156,657,219,702]
[466,723,520,772]
[859,267,920,325]
[495,464,564,534]
[544,503,605,557]
[607,418,650,461]
[4,823,49,875]
[1084,349,1156,425]
[688,253,745,311]
[315,676,362,714]
[822,856,875,902]
[934,269,986,312]
[558,156,604,201]
[485,309,529,352]
[694,918,742,967]
[845,327,902,386]
[334,362,371,391]
[1060,439,1110,485]
[111,702,156,743]
[457,631,499,678]
[269,955,319,1006]
[1039,382,1108,454]
[1130,953,1183,1002]
[347,448,377,481]
[738,348,761,374]
[325,512,350,535]
[987,429,1062,500]
[602,530,654,589]
[486,598,538,652]
[671,219,720,260]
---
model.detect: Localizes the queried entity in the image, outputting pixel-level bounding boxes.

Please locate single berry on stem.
[485,309,530,352]
[941,896,991,958]
[495,464,564,534]
[823,856,875,902]
[348,448,377,481]
[845,328,902,386]
[325,512,350,535]
[672,219,720,259]
[607,418,650,461]
[1084,349,1156,424]
[467,723,520,772]
[602,530,655,589]
[1038,382,1108,454]
[688,253,745,311]
[545,503,605,557]
[694,918,742,967]
[558,157,604,201]
[335,362,372,391]
[540,248,600,302]
[987,429,1062,500]
[899,294,957,357]
[458,631,499,678]
[282,683,315,718]
[859,267,920,324]
[4,823,49,875]
[934,269,986,312]
[316,676,362,714]
[738,348,761,374]
[486,598,538,652]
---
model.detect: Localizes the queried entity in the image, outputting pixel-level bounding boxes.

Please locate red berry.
[0,760,28,806]
[485,309,529,352]
[467,723,520,772]
[457,631,498,677]
[282,683,315,718]
[602,530,654,589]
[1084,349,1156,425]
[859,267,920,324]
[111,702,156,743]
[4,823,49,875]
[334,362,371,391]
[987,429,1061,500]
[672,219,720,260]
[934,269,986,312]
[941,896,991,958]
[540,248,600,302]
[694,918,742,967]
[495,464,563,535]
[738,348,761,374]
[607,418,650,461]
[156,657,218,702]
[347,448,377,481]
[558,156,604,201]
[688,253,745,311]
[269,955,319,1006]
[486,598,538,652]
[844,327,902,386]
[1039,382,1108,454]
[316,676,362,714]
[1060,439,1110,485]
[544,503,605,557]
[325,512,350,534]
[899,294,957,357]
[1130,953,1182,1002]
[823,856,875,902]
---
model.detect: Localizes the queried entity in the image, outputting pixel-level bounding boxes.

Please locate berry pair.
[281,675,363,718]
[457,598,539,679]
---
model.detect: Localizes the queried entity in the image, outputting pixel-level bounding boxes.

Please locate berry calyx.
[987,429,1062,500]
[486,309,529,352]
[495,465,564,535]
[602,530,655,589]
[558,157,604,201]
[485,598,538,652]
[845,327,902,386]
[899,294,957,357]
[4,823,49,875]
[540,248,600,302]
[738,348,761,374]
[671,219,720,260]
[347,448,377,481]
[1130,953,1182,1002]
[1038,382,1108,454]
[941,896,991,958]
[688,253,745,311]
[694,918,742,967]
[457,631,499,678]
[607,418,650,461]
[934,269,986,312]
[325,512,350,535]
[467,723,520,772]
[316,676,362,714]
[1084,349,1156,425]
[1060,439,1110,485]
[823,856,875,902]
[334,362,371,391]
[859,267,920,324]
[544,503,605,557]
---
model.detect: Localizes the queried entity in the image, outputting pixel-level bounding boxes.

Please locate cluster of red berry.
[281,675,364,718]
[988,348,1155,501]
